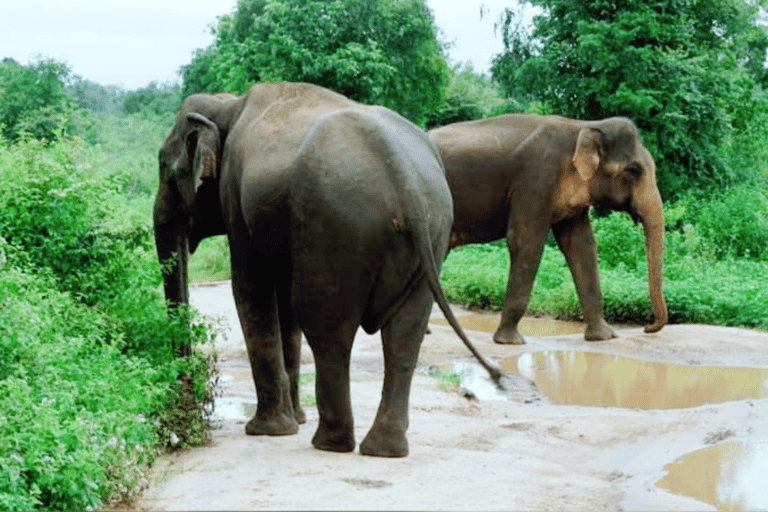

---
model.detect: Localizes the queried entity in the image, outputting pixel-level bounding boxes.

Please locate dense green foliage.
[426,62,507,128]
[0,134,216,509]
[181,0,449,125]
[0,57,92,143]
[491,0,768,200]
[122,81,183,116]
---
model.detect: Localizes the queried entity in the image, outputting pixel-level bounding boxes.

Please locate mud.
[130,281,768,511]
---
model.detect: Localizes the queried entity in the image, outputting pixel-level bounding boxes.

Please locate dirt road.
[132,282,768,511]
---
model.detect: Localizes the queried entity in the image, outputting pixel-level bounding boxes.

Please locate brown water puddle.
[502,351,768,409]
[430,314,585,336]
[657,440,768,510]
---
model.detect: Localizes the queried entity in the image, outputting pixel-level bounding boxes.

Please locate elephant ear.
[186,113,220,193]
[572,128,602,181]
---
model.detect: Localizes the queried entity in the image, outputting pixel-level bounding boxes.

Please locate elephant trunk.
[638,197,668,333]
[154,192,192,357]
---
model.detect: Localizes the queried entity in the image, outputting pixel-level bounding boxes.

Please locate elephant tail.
[419,241,505,388]
[368,105,504,387]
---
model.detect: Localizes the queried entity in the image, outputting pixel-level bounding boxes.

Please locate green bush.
[0,261,159,509]
[88,111,175,196]
[693,185,768,260]
[593,211,645,269]
[0,136,217,510]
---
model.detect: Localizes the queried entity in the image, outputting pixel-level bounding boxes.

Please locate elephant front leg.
[231,258,299,437]
[360,282,431,457]
[552,212,617,341]
[495,222,549,345]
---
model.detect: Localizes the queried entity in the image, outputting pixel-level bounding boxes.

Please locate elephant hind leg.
[303,321,358,453]
[360,280,432,458]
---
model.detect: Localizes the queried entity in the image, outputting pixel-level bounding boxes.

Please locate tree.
[180,0,449,125]
[426,62,506,129]
[67,75,124,114]
[491,0,768,200]
[122,81,183,115]
[0,57,75,142]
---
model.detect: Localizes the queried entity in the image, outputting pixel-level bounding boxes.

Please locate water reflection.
[657,440,768,510]
[503,352,768,409]
[214,397,256,420]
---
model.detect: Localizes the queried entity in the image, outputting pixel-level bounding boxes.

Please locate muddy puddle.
[429,314,585,336]
[502,351,768,409]
[657,439,768,510]
[214,368,257,421]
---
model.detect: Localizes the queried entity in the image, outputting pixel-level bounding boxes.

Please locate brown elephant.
[154,82,499,458]
[428,114,667,345]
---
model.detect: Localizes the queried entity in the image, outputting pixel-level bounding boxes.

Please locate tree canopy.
[0,57,76,142]
[491,0,768,200]
[180,0,450,126]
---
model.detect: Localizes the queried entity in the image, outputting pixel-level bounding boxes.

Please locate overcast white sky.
[0,0,529,90]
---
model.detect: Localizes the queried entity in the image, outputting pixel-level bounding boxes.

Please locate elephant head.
[571,118,667,333]
[153,94,240,354]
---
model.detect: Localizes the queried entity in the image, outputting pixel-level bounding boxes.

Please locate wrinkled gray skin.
[429,115,667,345]
[154,82,500,458]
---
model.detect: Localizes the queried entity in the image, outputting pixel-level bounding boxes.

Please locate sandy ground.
[130,281,768,511]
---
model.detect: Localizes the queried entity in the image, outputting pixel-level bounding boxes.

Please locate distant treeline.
[0,56,182,144]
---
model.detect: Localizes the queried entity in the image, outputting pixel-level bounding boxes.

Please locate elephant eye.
[623,163,642,182]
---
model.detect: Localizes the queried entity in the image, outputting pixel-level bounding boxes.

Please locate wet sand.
[129,281,768,511]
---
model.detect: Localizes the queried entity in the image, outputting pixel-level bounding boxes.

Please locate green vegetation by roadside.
[2,0,768,508]
[0,136,217,510]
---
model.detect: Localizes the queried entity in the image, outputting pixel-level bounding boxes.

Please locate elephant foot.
[294,405,307,425]
[584,319,617,341]
[312,425,355,453]
[245,411,299,436]
[493,324,526,345]
[359,428,408,458]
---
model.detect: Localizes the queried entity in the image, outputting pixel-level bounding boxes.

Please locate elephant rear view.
[154,82,497,458]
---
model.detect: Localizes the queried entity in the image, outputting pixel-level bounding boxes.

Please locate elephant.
[154,82,500,458]
[428,114,667,345]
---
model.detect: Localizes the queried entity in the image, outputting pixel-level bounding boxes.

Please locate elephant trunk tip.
[644,321,666,334]
[643,305,668,334]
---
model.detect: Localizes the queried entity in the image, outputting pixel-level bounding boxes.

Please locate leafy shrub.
[593,211,646,269]
[0,136,218,510]
[693,185,768,260]
[440,242,508,309]
[0,263,158,509]
[88,111,175,195]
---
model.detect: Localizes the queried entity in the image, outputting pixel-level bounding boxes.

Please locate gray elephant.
[428,115,667,345]
[154,82,499,458]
